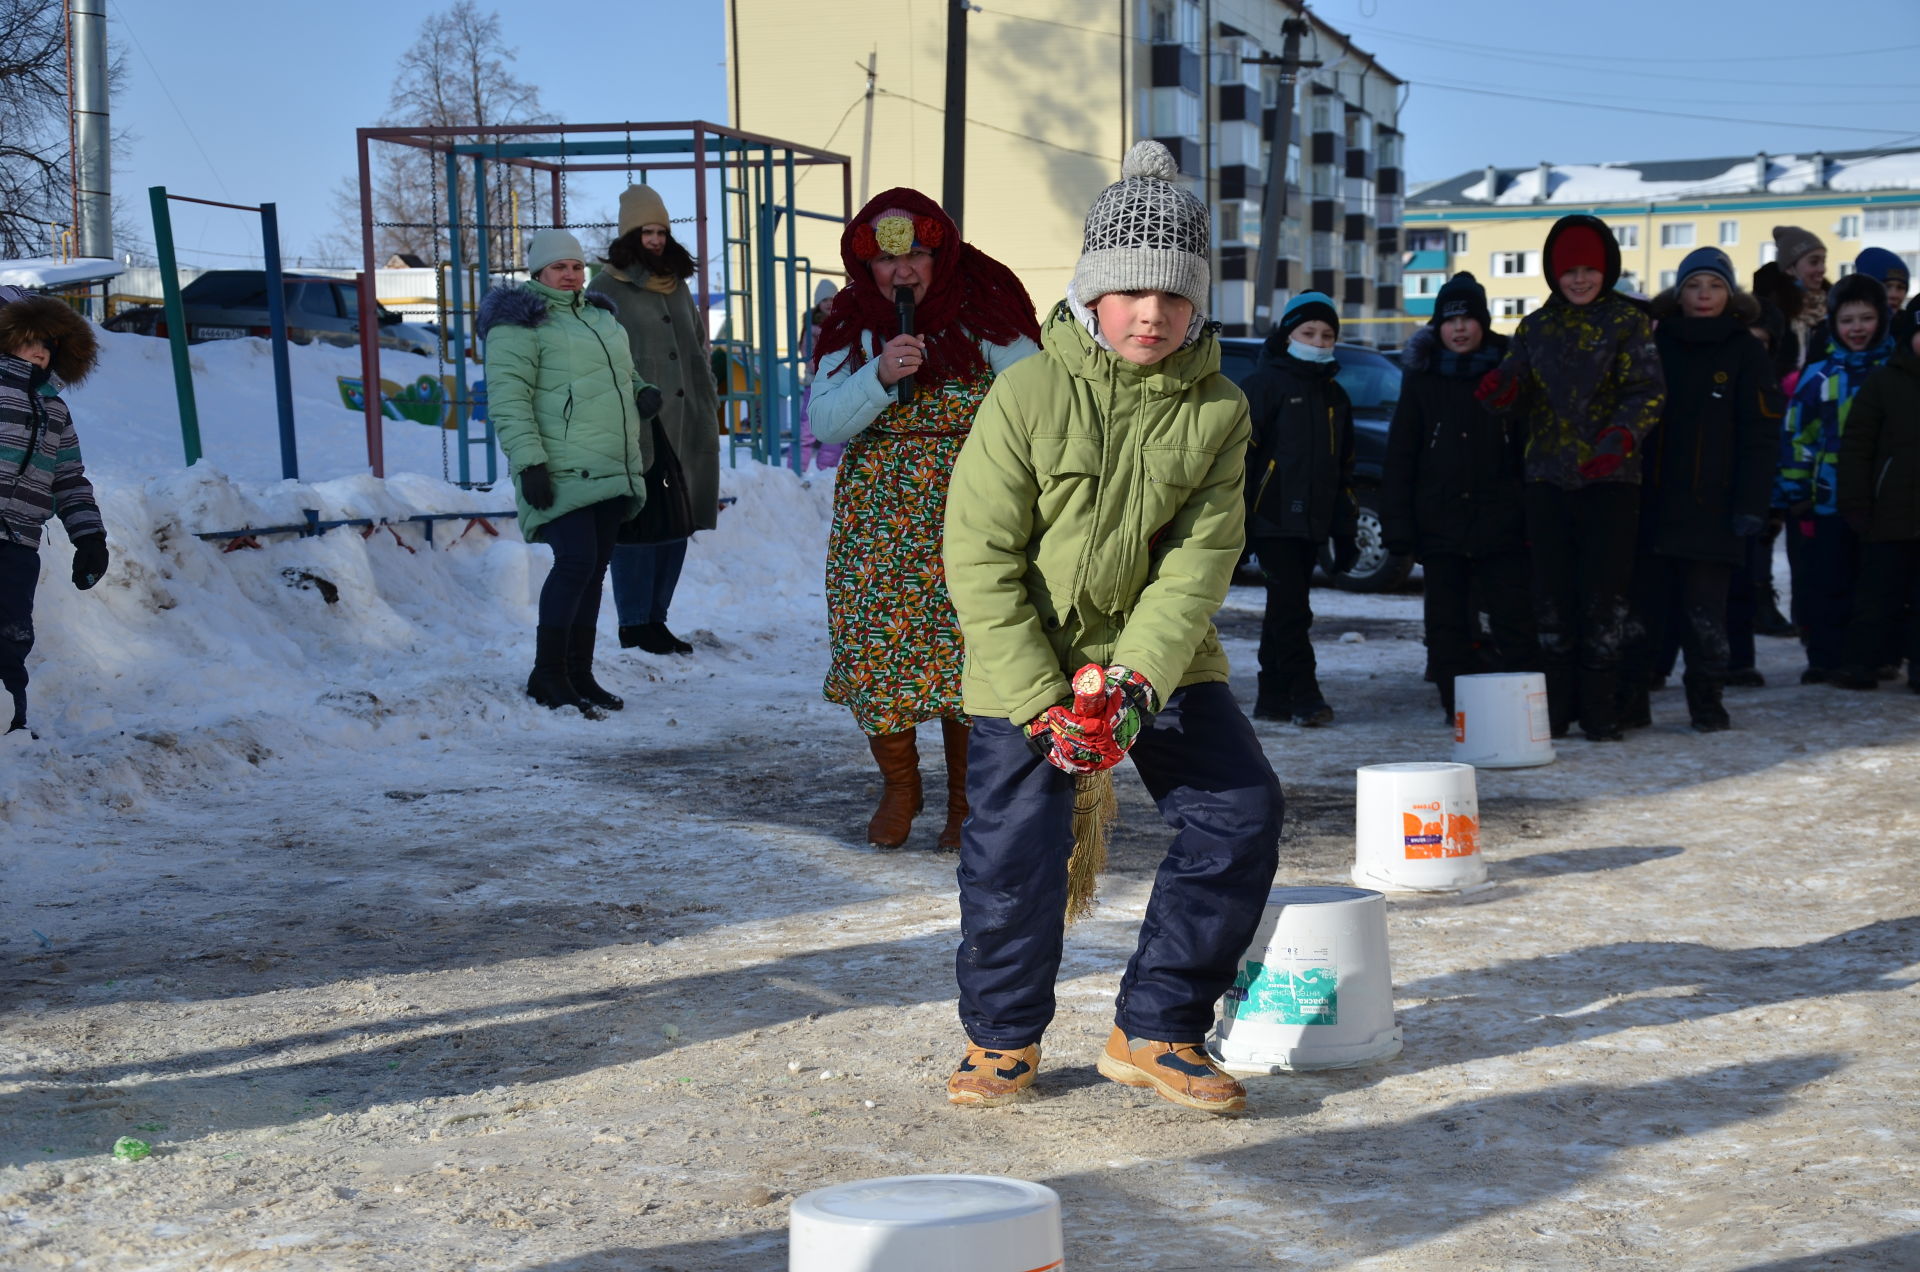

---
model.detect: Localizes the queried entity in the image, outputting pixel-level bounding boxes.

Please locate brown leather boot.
[866,730,922,849]
[936,718,969,853]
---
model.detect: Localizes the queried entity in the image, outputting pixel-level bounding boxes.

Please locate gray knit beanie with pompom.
[1070,140,1211,315]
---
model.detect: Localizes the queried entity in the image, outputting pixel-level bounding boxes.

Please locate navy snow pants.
[955,681,1283,1049]
[0,541,39,730]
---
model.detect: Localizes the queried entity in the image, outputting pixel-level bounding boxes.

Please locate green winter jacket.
[943,301,1251,724]
[479,279,650,542]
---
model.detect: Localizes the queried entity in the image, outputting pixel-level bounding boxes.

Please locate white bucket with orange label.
[1209,885,1402,1074]
[789,1175,1063,1271]
[1453,671,1555,768]
[1351,761,1488,893]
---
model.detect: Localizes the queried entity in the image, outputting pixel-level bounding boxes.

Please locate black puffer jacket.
[1381,326,1525,558]
[1838,342,1920,541]
[1637,289,1783,564]
[1240,339,1355,544]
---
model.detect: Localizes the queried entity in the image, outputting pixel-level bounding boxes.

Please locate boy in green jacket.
[941,142,1283,1114]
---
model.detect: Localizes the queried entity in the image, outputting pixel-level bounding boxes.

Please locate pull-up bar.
[148,186,300,479]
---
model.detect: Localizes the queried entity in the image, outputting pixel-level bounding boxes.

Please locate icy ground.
[2,331,1918,1270]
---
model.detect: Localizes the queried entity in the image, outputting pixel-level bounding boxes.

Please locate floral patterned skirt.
[822,381,987,735]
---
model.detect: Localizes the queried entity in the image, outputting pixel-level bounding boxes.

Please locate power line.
[1411,80,1919,137]
[874,88,1112,162]
[795,88,870,190]
[108,0,234,200]
[1349,21,1920,66]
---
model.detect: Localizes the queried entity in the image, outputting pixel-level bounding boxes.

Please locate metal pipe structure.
[148,187,200,466]
[70,0,111,260]
[356,132,384,477]
[259,203,299,480]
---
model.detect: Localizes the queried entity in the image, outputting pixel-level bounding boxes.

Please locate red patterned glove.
[1474,369,1518,410]
[1033,664,1155,775]
[1578,426,1635,480]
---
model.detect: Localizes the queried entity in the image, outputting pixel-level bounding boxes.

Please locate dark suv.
[1217,338,1412,592]
[105,271,435,356]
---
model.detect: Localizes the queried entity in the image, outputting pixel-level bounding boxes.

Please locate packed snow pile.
[1,326,832,825]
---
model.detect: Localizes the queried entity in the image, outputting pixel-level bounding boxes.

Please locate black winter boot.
[1617,680,1653,730]
[1253,673,1288,721]
[568,627,624,711]
[618,624,647,649]
[527,626,599,716]
[1754,587,1795,637]
[1683,674,1731,732]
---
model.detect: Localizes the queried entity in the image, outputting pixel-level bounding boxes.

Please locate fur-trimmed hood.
[475,282,617,341]
[1649,286,1761,326]
[1400,324,1510,374]
[0,295,99,386]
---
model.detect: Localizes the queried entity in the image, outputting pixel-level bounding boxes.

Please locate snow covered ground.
[2,328,1918,1270]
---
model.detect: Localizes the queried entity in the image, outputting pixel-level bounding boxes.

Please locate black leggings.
[536,498,625,629]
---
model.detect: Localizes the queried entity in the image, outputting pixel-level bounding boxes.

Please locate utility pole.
[1247,16,1319,336]
[859,52,878,205]
[943,0,973,233]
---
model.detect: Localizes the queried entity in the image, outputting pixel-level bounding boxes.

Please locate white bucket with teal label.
[789,1175,1063,1272]
[1208,885,1402,1074]
[1352,760,1489,893]
[1453,671,1555,768]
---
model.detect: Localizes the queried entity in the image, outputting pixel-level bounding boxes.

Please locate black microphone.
[893,284,916,406]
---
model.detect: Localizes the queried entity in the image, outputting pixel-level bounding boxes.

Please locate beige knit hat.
[618,184,671,235]
[1772,225,1825,270]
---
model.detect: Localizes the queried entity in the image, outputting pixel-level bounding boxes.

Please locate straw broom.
[1062,665,1120,924]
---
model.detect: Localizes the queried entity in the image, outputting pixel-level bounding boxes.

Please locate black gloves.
[1331,537,1360,575]
[1731,513,1766,538]
[635,385,663,418]
[71,534,108,590]
[519,464,556,511]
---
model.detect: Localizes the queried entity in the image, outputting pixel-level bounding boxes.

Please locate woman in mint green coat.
[478,229,659,717]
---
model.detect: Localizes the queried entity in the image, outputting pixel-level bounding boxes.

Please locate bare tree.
[0,0,74,258]
[323,2,555,273]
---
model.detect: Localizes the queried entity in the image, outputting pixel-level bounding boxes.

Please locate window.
[1864,207,1920,232]
[1448,231,1469,253]
[1618,271,1641,294]
[1837,215,1861,239]
[1406,272,1442,297]
[1407,228,1447,253]
[1492,297,1531,317]
[1719,220,1739,246]
[1490,250,1538,277]
[1615,224,1639,248]
[1343,241,1372,276]
[1659,223,1695,248]
[1659,270,1678,290]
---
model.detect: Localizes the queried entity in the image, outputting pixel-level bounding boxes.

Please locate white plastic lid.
[795,1175,1058,1228]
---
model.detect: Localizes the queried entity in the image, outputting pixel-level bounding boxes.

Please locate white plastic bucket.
[1209,885,1402,1074]
[789,1175,1064,1272]
[1453,671,1555,768]
[1352,761,1488,893]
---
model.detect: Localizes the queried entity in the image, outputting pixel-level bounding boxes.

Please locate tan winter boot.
[866,730,922,849]
[946,1041,1040,1107]
[936,718,970,853]
[1096,1026,1246,1113]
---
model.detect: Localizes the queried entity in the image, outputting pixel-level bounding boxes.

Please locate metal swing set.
[351,120,852,487]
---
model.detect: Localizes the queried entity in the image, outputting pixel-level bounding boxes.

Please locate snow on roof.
[1418,149,1920,208]
[0,256,126,288]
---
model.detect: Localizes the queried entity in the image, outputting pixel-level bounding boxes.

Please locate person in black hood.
[1381,271,1533,724]
[1621,249,1782,732]
[1478,213,1666,740]
[1240,291,1357,726]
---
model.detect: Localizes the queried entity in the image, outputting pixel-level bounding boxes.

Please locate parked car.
[1217,337,1413,593]
[104,270,437,356]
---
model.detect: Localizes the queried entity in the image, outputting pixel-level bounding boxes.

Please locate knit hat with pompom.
[1070,140,1211,315]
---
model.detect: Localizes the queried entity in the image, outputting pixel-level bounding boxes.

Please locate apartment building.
[1406,149,1920,328]
[726,1,1407,342]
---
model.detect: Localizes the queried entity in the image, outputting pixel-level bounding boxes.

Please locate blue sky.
[107,0,1920,267]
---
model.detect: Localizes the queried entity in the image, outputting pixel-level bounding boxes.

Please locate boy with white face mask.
[1239,292,1358,725]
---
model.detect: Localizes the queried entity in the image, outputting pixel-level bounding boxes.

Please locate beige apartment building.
[725,0,1407,340]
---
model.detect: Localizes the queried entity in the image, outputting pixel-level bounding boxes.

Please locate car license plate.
[194,326,246,340]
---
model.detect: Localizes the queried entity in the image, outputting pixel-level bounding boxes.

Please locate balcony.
[1217,82,1252,122]
[1151,43,1202,94]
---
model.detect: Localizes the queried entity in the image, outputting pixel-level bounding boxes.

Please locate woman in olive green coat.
[479,229,659,716]
[589,185,723,656]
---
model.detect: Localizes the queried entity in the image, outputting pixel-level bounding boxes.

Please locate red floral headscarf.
[811,187,1041,386]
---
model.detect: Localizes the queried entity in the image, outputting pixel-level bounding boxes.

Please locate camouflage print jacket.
[1485,215,1667,490]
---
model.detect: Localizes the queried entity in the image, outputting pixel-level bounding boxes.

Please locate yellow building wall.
[1416,198,1896,333]
[728,2,1130,348]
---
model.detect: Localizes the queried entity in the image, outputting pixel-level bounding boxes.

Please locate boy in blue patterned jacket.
[1778,272,1892,681]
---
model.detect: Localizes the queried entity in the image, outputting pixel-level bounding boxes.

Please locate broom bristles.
[1064,770,1119,924]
